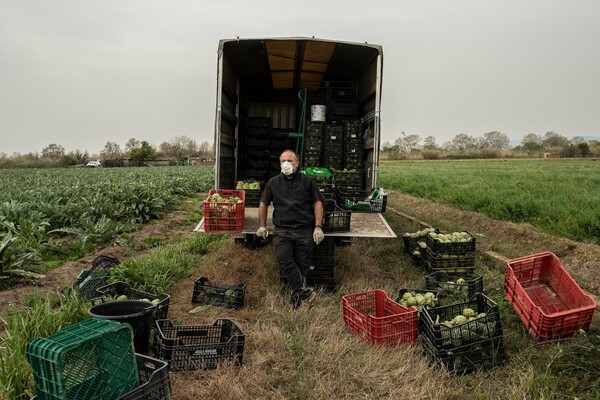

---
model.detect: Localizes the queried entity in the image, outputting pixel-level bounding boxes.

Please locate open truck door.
[195,37,395,240]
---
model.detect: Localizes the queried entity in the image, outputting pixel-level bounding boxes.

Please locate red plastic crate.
[203,189,245,233]
[342,289,418,346]
[504,252,596,340]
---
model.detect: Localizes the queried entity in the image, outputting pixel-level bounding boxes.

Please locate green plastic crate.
[27,319,140,400]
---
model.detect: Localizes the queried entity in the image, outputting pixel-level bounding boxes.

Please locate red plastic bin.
[504,252,596,340]
[342,289,418,346]
[203,189,245,233]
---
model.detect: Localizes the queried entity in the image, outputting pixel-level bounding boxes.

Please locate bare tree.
[480,131,510,149]
[100,141,122,159]
[521,133,543,146]
[124,138,140,155]
[571,136,586,145]
[448,133,477,153]
[542,131,570,148]
[422,136,438,150]
[394,133,421,153]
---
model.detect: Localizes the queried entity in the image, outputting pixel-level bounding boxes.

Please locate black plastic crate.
[76,255,121,300]
[94,282,170,321]
[332,170,362,188]
[154,319,245,372]
[244,189,261,208]
[421,332,505,374]
[328,87,356,103]
[420,293,503,351]
[191,277,246,309]
[306,277,337,293]
[118,353,172,400]
[425,231,476,255]
[402,228,439,255]
[322,200,351,233]
[425,271,484,303]
[336,188,387,213]
[424,249,476,273]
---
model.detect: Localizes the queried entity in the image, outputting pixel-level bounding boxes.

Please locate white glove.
[313,227,324,245]
[256,226,269,239]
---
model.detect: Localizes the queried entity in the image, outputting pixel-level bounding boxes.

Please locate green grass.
[379,159,600,244]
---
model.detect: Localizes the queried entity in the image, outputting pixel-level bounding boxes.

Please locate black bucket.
[88,300,156,354]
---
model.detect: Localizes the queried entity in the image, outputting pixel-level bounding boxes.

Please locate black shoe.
[290,288,316,310]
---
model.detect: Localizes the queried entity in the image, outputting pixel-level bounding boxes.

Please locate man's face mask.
[281,161,294,176]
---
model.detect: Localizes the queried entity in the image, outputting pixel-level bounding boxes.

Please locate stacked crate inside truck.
[323,124,344,171]
[327,83,359,124]
[303,121,324,167]
[343,120,363,172]
[244,117,271,182]
[269,128,296,180]
[307,237,336,292]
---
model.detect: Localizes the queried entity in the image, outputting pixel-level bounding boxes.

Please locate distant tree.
[101,141,122,159]
[578,142,591,157]
[394,133,421,153]
[522,133,542,146]
[571,136,586,145]
[381,143,401,160]
[130,141,157,166]
[41,144,65,159]
[480,131,510,150]
[159,135,198,159]
[422,136,439,150]
[520,133,544,153]
[542,131,569,148]
[124,138,140,156]
[70,149,89,164]
[448,133,477,153]
[198,141,214,159]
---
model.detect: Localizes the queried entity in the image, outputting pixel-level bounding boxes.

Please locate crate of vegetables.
[421,332,505,374]
[423,249,476,273]
[342,289,418,346]
[153,319,245,372]
[425,231,476,255]
[420,293,503,351]
[336,187,387,213]
[94,281,171,321]
[425,271,484,304]
[504,252,596,340]
[203,189,245,233]
[191,277,246,309]
[402,227,438,256]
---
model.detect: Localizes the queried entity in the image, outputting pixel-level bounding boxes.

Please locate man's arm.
[313,200,323,227]
[258,201,268,228]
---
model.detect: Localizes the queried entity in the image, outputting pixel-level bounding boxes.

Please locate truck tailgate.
[194,207,396,238]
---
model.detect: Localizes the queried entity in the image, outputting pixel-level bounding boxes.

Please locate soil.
[1,191,598,310]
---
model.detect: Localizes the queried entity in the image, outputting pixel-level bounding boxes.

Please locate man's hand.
[256,226,269,239]
[313,227,324,245]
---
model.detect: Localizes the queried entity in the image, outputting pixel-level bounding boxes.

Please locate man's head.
[280,149,299,176]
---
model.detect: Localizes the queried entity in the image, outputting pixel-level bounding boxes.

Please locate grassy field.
[378,159,600,245]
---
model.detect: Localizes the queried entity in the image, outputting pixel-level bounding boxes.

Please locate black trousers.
[272,228,315,293]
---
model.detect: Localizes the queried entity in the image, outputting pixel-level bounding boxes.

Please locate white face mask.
[281,161,294,176]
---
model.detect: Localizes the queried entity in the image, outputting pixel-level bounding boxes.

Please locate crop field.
[378,159,600,245]
[0,166,214,285]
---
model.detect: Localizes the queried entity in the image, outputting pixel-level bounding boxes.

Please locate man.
[256,149,325,309]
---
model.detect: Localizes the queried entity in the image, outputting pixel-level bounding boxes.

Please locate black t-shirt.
[260,172,324,229]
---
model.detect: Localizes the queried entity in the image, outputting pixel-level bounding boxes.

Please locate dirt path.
[2,191,598,311]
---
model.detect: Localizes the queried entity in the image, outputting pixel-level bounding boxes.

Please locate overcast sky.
[1,0,599,155]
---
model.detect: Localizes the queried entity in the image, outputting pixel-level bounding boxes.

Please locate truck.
[196,37,395,241]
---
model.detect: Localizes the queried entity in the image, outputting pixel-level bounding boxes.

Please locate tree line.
[0,136,214,168]
[382,131,598,160]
